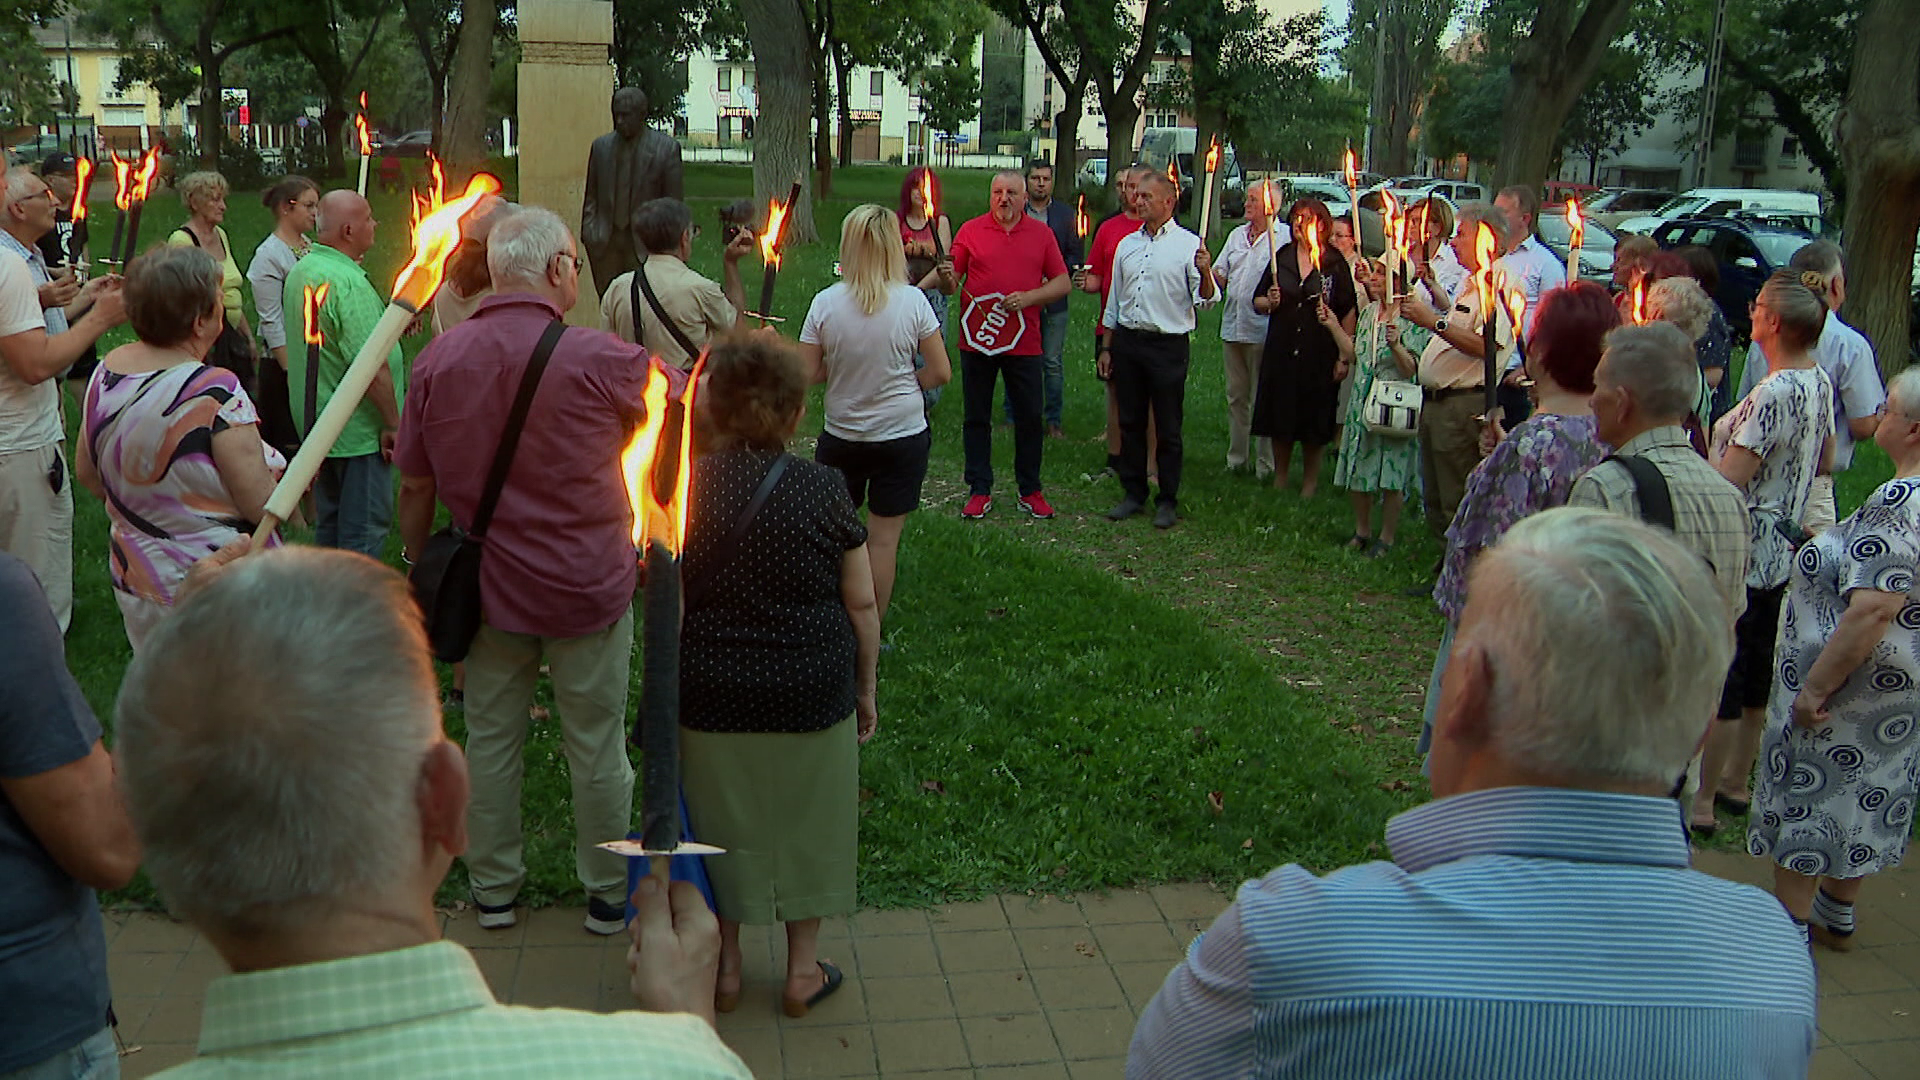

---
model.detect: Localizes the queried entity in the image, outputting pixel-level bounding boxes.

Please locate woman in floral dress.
[1333,257,1428,557]
[1749,368,1920,950]
[1416,283,1621,764]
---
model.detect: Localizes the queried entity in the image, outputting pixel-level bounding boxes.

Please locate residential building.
[23,16,191,155]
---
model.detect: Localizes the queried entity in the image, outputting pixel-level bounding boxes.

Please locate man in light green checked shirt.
[114,547,751,1079]
[287,190,406,559]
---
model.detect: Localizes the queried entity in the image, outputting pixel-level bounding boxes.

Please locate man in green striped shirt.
[114,548,751,1079]
[286,190,406,559]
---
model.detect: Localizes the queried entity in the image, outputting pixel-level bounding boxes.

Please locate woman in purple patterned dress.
[75,247,284,652]
[1417,282,1622,764]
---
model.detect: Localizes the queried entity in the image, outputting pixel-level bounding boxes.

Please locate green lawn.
[68,161,1892,908]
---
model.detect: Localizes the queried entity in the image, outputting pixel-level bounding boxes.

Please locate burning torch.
[1075,194,1090,270]
[355,91,373,197]
[120,149,161,268]
[300,283,330,437]
[751,181,802,324]
[1475,222,1501,426]
[1262,181,1281,285]
[1564,197,1584,283]
[1197,136,1220,242]
[66,156,94,270]
[1304,218,1330,305]
[919,170,944,259]
[1343,144,1361,258]
[251,168,504,545]
[104,155,133,267]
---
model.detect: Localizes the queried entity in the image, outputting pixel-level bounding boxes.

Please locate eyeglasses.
[555,253,584,273]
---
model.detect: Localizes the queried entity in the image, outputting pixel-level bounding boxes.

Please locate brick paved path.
[107,853,1917,1078]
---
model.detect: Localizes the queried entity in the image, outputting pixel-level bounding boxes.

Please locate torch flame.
[1474,223,1499,320]
[919,170,936,226]
[302,283,330,346]
[1075,194,1089,239]
[391,159,503,311]
[1205,137,1220,175]
[355,112,371,157]
[1166,160,1179,190]
[1262,180,1276,219]
[1304,219,1322,271]
[128,148,160,203]
[110,154,134,212]
[70,157,93,220]
[620,358,702,554]
[1565,197,1584,251]
[1505,288,1526,337]
[1344,147,1358,190]
[1631,280,1647,325]
[761,196,792,269]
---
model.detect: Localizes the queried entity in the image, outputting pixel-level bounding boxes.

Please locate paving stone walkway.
[107,852,1917,1078]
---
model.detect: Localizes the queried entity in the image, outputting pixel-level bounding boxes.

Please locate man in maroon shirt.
[938,170,1071,519]
[396,207,684,937]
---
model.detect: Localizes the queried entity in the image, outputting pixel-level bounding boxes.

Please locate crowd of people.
[0,112,1914,1077]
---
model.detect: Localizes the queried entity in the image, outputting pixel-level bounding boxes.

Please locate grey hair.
[487,206,574,288]
[3,166,40,203]
[1462,507,1734,786]
[115,548,441,937]
[1888,367,1920,419]
[1789,239,1844,279]
[176,171,230,214]
[1645,276,1715,342]
[1454,202,1512,255]
[1600,323,1701,422]
[992,169,1025,189]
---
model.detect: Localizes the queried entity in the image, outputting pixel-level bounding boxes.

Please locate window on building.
[718,68,732,92]
[102,106,144,127]
[1781,136,1800,160]
[870,71,884,96]
[99,57,125,100]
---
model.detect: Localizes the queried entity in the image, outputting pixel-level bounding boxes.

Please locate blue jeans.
[315,452,393,559]
[1,1027,119,1080]
[919,289,947,411]
[1006,307,1069,427]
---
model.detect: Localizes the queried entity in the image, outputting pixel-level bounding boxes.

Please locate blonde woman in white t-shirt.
[798,205,952,620]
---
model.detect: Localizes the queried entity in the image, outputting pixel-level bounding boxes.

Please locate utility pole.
[1693,0,1729,187]
[1366,0,1390,173]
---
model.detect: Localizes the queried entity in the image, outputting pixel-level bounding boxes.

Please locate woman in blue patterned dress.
[1333,257,1430,557]
[1750,368,1920,950]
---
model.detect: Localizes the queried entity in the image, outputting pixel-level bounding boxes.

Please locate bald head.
[317,190,377,260]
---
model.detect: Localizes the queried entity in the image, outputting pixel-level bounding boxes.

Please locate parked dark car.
[1650,216,1816,343]
[383,130,434,158]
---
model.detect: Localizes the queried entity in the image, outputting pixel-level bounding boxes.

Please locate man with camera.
[600,198,753,370]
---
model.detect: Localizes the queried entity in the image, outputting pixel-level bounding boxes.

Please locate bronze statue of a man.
[582,87,685,296]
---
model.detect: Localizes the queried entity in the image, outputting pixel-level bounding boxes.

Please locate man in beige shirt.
[601,198,752,369]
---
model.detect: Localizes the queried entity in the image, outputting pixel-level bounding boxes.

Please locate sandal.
[782,960,844,1018]
[1713,793,1751,816]
[1367,539,1395,559]
[1343,535,1371,552]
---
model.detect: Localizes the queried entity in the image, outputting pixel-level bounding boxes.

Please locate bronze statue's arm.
[581,142,608,250]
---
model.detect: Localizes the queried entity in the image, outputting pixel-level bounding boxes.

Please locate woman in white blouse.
[245,175,317,454]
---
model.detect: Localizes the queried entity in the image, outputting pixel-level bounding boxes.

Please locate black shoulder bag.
[632,257,702,363]
[683,453,791,610]
[1607,454,1677,532]
[409,320,566,662]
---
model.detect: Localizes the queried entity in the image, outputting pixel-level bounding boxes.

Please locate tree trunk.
[442,0,496,168]
[196,25,224,167]
[833,39,853,169]
[1490,0,1633,191]
[1053,81,1083,190]
[1094,0,1165,196]
[320,102,349,179]
[811,45,833,199]
[740,0,817,242]
[1837,0,1920,377]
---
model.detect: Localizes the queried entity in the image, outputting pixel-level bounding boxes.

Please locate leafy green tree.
[1485,0,1636,189]
[1420,52,1504,166]
[1086,0,1170,181]
[827,0,987,168]
[0,23,59,129]
[613,0,742,124]
[1340,0,1456,176]
[919,56,981,164]
[991,0,1095,190]
[1557,44,1661,184]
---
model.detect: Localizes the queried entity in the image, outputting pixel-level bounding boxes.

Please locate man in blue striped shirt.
[1130,508,1815,1079]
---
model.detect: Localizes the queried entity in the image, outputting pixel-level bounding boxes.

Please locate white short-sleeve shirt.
[0,252,60,453]
[801,282,938,443]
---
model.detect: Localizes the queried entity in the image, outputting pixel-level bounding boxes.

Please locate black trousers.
[961,350,1044,497]
[1111,326,1190,507]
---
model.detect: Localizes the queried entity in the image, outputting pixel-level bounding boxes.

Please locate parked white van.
[1616,187,1822,234]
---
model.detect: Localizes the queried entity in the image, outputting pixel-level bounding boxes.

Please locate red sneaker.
[1018,492,1056,519]
[961,494,992,519]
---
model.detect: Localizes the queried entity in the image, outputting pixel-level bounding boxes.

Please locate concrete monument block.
[516,0,615,327]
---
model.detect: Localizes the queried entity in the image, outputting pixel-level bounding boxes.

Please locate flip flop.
[1689,819,1719,839]
[782,960,844,1018]
[1714,793,1751,816]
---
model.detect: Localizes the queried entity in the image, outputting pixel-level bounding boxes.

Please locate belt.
[1423,386,1483,401]
[1114,326,1185,341]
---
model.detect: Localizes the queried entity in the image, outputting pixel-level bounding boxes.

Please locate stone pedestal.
[517,0,614,328]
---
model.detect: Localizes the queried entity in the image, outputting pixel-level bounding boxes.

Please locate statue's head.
[612,87,649,139]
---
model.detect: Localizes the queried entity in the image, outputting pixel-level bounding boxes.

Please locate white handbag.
[1363,375,1422,437]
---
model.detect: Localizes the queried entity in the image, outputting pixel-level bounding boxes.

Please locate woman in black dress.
[1250,198,1358,497]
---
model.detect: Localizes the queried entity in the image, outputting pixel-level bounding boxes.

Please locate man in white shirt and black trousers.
[1100,170,1217,530]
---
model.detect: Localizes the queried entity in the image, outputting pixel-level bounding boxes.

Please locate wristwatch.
[1434,313,1450,333]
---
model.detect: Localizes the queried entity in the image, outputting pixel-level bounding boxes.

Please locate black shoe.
[1153,504,1179,530]
[584,897,626,936]
[1107,498,1144,521]
[1402,581,1434,599]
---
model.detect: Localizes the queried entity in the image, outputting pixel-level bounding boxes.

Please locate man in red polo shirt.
[1081,166,1148,481]
[938,170,1070,519]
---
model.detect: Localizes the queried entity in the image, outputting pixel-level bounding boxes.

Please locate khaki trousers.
[0,443,73,633]
[463,609,636,908]
[1222,341,1273,475]
[1419,393,1484,535]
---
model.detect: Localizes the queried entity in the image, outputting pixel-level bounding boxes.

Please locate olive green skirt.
[681,717,859,924]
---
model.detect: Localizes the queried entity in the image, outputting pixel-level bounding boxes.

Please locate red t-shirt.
[950,213,1069,357]
[1089,212,1143,321]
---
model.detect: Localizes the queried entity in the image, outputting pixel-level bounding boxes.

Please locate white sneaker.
[475,900,517,930]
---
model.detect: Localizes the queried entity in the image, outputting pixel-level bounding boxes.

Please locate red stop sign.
[959,293,1027,356]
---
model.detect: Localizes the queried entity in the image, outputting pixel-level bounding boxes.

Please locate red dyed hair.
[1530,281,1619,394]
[900,167,944,228]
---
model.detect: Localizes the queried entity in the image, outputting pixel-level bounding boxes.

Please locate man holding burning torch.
[938,170,1072,520]
[288,190,404,559]
[397,208,682,936]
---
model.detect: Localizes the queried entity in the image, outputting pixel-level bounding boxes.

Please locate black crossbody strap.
[685,452,791,609]
[1607,453,1677,532]
[633,257,702,361]
[469,320,565,540]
